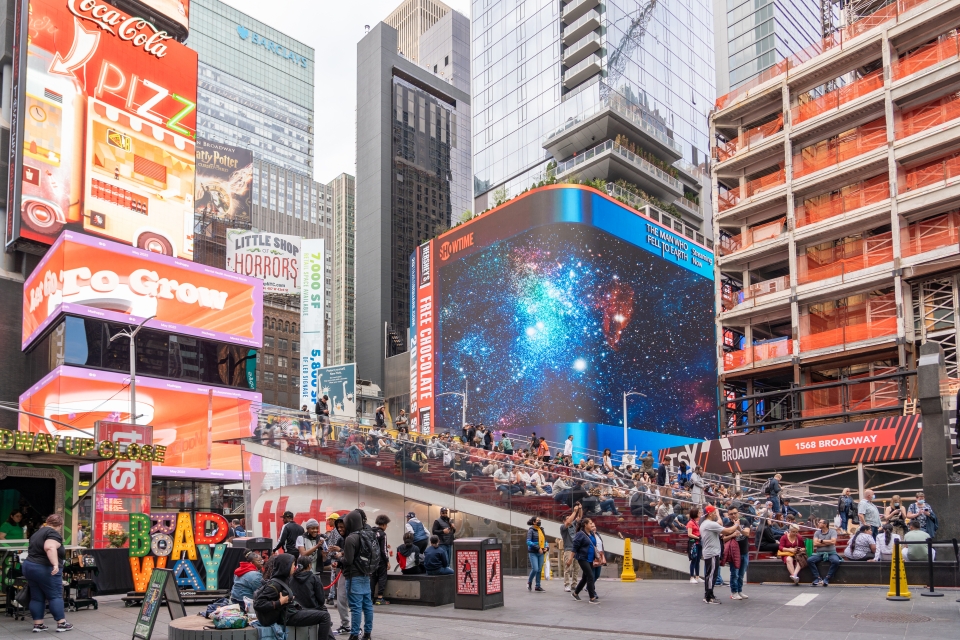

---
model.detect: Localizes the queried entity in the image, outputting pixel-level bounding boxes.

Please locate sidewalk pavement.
[1,576,957,640]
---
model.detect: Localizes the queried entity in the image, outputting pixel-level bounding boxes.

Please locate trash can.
[453,537,503,610]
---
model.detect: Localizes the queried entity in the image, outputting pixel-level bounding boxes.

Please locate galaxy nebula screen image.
[415,186,718,442]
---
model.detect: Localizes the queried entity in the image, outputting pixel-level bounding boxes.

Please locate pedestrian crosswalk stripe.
[786,593,819,607]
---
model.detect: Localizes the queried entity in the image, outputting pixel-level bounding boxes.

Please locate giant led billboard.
[22,231,263,350]
[19,365,259,477]
[6,0,198,258]
[411,185,718,448]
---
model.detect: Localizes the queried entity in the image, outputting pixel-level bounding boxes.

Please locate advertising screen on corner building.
[410,185,718,444]
[5,0,198,258]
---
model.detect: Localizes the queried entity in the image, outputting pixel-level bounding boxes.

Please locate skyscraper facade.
[329,173,357,366]
[713,0,823,97]
[188,0,315,175]
[385,0,452,62]
[472,0,716,237]
[356,22,471,392]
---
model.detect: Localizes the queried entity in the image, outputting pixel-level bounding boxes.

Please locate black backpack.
[252,577,300,626]
[761,478,773,495]
[352,526,381,576]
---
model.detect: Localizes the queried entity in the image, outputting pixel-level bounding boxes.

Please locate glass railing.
[563,9,601,40]
[562,0,599,22]
[675,196,702,216]
[243,420,825,557]
[562,53,601,85]
[544,94,684,155]
[555,140,683,191]
[563,32,601,63]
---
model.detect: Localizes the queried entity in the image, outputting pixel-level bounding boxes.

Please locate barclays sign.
[237,25,308,68]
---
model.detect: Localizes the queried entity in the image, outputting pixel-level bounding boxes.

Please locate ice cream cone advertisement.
[6,0,198,257]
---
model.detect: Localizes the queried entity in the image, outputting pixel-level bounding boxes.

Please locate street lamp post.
[436,377,468,432]
[622,390,647,457]
[109,315,156,425]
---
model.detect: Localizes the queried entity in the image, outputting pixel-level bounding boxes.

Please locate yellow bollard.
[886,547,911,600]
[621,538,637,582]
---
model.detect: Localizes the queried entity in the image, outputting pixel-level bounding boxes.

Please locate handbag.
[15,583,30,608]
[592,551,607,567]
[776,550,795,557]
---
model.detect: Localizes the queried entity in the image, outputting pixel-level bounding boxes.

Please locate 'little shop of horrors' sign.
[127,512,229,592]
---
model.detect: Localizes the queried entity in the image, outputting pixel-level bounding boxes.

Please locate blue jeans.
[22,560,65,622]
[770,495,781,513]
[346,576,373,636]
[426,567,454,575]
[440,544,453,567]
[808,553,841,582]
[729,554,748,593]
[598,499,619,515]
[528,552,544,587]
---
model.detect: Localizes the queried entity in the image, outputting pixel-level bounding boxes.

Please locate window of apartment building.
[263,354,274,366]
[264,371,274,384]
[291,376,298,388]
[292,341,299,352]
[278,356,288,368]
[264,335,274,348]
[279,338,288,351]
[278,373,288,386]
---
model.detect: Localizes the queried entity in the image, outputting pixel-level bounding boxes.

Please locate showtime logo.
[439,232,474,261]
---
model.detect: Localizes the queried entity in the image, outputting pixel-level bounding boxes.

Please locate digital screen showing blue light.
[432,188,717,442]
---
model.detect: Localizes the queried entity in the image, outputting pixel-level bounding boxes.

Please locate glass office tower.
[472,0,716,216]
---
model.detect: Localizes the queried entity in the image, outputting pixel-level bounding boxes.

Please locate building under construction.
[711,0,960,433]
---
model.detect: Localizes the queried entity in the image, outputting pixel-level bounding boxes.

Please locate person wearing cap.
[404,512,430,553]
[274,511,304,557]
[699,504,740,605]
[297,519,327,573]
[232,519,246,538]
[432,508,456,568]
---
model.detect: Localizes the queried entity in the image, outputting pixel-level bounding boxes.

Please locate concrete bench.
[384,573,455,606]
[168,616,318,640]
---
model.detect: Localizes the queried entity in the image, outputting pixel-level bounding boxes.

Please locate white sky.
[222,0,472,184]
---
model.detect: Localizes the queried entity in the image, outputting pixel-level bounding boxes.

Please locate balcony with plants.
[552,135,684,199]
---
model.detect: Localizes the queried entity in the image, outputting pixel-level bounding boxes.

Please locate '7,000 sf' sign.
[6,0,199,258]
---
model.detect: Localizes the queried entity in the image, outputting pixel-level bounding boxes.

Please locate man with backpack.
[404,512,430,553]
[253,554,332,639]
[340,509,377,640]
[372,515,391,606]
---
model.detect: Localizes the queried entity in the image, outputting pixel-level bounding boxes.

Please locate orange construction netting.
[720,217,786,255]
[717,168,787,213]
[795,175,890,227]
[715,0,930,111]
[797,231,893,285]
[743,275,789,300]
[899,150,960,192]
[799,293,897,353]
[793,118,886,179]
[801,367,901,417]
[896,91,960,139]
[893,29,960,80]
[723,338,791,372]
[715,115,784,162]
[901,210,960,258]
[791,70,884,125]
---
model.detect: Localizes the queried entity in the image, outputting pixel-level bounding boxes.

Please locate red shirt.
[687,519,700,539]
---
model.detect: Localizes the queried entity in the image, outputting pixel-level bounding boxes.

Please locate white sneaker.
[730,594,742,600]
[739,592,749,599]
[689,577,698,584]
[564,586,571,592]
[696,576,705,583]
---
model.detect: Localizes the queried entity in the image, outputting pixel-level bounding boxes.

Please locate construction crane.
[600,0,658,102]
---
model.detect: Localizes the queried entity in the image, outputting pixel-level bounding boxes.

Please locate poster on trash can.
[456,550,478,595]
[485,549,501,595]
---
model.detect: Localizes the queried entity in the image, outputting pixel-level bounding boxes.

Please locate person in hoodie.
[289,557,327,610]
[340,510,374,640]
[253,553,331,639]
[396,532,425,574]
[230,551,264,609]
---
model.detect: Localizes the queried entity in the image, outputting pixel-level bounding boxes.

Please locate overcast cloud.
[222,0,472,183]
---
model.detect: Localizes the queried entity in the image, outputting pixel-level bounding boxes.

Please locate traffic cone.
[886,550,911,600]
[621,538,637,582]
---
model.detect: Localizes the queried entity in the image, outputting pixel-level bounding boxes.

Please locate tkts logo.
[439,232,474,261]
